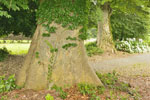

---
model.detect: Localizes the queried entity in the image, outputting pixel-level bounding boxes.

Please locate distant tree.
[93,0,150,52]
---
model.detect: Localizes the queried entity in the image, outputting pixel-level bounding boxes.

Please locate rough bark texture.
[16,23,103,90]
[97,4,115,52]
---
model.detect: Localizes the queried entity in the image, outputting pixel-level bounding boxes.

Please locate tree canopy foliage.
[1,0,150,38]
[111,10,150,41]
[0,0,37,37]
[0,0,29,18]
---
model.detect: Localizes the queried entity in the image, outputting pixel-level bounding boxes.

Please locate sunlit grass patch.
[0,44,30,55]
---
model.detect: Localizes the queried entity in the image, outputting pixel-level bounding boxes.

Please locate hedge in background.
[111,11,150,41]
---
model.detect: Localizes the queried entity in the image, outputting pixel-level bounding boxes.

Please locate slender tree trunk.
[97,4,115,52]
[16,22,103,90]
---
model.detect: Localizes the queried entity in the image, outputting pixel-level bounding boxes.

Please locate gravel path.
[90,53,150,76]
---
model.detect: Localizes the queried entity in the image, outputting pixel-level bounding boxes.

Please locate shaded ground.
[0,85,135,100]
[118,76,150,100]
[89,52,150,100]
[0,52,150,99]
[0,55,24,77]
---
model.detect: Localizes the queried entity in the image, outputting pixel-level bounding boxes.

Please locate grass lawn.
[0,39,98,55]
[0,44,30,55]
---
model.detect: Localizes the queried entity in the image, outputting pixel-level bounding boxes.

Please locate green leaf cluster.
[96,71,131,92]
[78,83,102,100]
[51,85,67,99]
[66,36,77,41]
[37,0,91,40]
[62,43,77,50]
[0,0,29,18]
[45,94,54,100]
[96,71,118,87]
[0,75,17,93]
[85,42,103,56]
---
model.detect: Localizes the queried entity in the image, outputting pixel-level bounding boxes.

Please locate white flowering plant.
[115,38,150,53]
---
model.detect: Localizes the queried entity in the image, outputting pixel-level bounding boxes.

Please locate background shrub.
[0,47,9,62]
[0,75,17,93]
[111,11,150,41]
[85,42,103,56]
[87,28,97,39]
[115,38,150,53]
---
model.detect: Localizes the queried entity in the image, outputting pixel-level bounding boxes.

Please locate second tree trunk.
[97,4,115,52]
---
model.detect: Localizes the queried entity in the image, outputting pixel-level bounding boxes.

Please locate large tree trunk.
[16,22,103,90]
[97,4,115,52]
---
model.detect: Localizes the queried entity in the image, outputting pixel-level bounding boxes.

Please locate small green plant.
[14,94,19,99]
[97,86,105,94]
[117,82,130,92]
[62,43,77,50]
[96,71,131,92]
[42,33,51,37]
[78,83,103,100]
[42,24,56,33]
[96,71,118,87]
[0,75,17,93]
[78,83,96,95]
[35,52,39,58]
[128,89,141,100]
[120,96,128,100]
[66,36,77,41]
[0,95,8,100]
[48,27,57,33]
[85,42,103,56]
[0,47,9,62]
[90,95,101,100]
[45,94,54,100]
[51,85,67,99]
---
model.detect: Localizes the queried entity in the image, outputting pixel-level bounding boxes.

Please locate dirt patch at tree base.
[0,85,136,100]
[119,76,150,100]
[0,55,24,77]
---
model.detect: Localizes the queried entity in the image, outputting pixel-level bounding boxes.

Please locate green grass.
[0,40,103,56]
[0,44,30,55]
